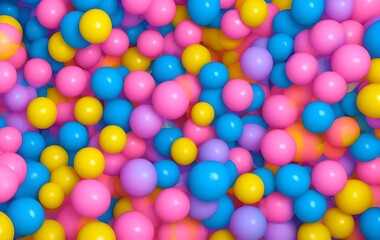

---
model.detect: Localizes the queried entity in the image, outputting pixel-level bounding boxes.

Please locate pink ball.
[24,58,52,88]
[286,53,319,85]
[311,160,347,196]
[137,30,164,58]
[222,79,254,112]
[55,66,88,97]
[114,211,155,240]
[331,44,371,83]
[75,44,102,69]
[144,0,176,27]
[341,20,364,45]
[310,20,346,56]
[56,101,75,126]
[0,127,22,153]
[101,28,129,56]
[229,147,254,175]
[157,217,208,240]
[131,194,162,228]
[174,20,202,48]
[259,192,294,223]
[174,74,202,104]
[130,104,164,139]
[152,81,190,120]
[220,0,236,8]
[103,152,128,176]
[294,30,318,55]
[260,130,296,166]
[122,132,147,159]
[221,9,251,40]
[122,0,153,14]
[56,205,83,240]
[0,165,18,203]
[36,0,68,29]
[71,179,111,218]
[0,152,27,185]
[262,95,298,128]
[351,0,380,23]
[124,70,155,103]
[312,71,347,104]
[0,60,17,94]
[154,188,190,222]
[7,46,27,69]
[356,157,380,185]
[252,4,280,37]
[183,119,214,146]
[163,32,183,57]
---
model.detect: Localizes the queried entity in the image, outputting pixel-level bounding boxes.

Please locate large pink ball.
[36,0,68,29]
[356,158,380,185]
[310,20,346,56]
[124,70,155,103]
[312,71,347,104]
[229,147,254,175]
[221,9,251,39]
[311,160,347,196]
[55,66,88,97]
[262,95,298,129]
[154,188,190,223]
[0,60,17,94]
[137,30,164,58]
[114,211,155,240]
[144,0,176,27]
[341,20,364,45]
[286,53,319,85]
[260,130,296,166]
[0,152,27,185]
[0,165,18,203]
[174,20,202,48]
[259,192,294,223]
[56,205,83,240]
[0,126,22,153]
[351,0,380,23]
[222,79,253,112]
[122,0,153,14]
[101,28,129,56]
[130,104,164,139]
[24,58,52,88]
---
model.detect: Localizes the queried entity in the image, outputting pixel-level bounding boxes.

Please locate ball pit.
[1,0,380,239]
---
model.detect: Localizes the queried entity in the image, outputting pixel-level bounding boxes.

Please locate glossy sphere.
[0,126,22,153]
[215,113,243,142]
[130,105,164,139]
[312,71,346,104]
[48,31,77,63]
[91,67,123,100]
[350,133,380,162]
[137,30,164,58]
[114,211,154,240]
[357,83,380,118]
[291,0,324,25]
[187,0,220,26]
[174,20,202,48]
[199,62,229,89]
[356,158,380,185]
[79,9,112,43]
[262,95,298,128]
[241,47,273,81]
[302,101,335,133]
[359,207,380,240]
[154,160,180,188]
[222,79,253,112]
[74,96,103,126]
[294,190,327,223]
[58,121,88,151]
[32,220,65,240]
[144,0,176,27]
[171,137,198,165]
[310,20,346,56]
[77,222,116,240]
[55,66,88,98]
[240,0,268,27]
[102,28,129,56]
[325,117,360,147]
[230,206,267,240]
[99,125,127,154]
[322,207,354,239]
[297,223,331,240]
[261,130,296,166]
[40,145,68,172]
[36,0,67,29]
[24,58,52,88]
[312,160,347,196]
[0,165,18,203]
[234,173,264,204]
[276,164,310,198]
[191,102,215,126]
[50,166,80,195]
[123,70,155,103]
[182,44,211,74]
[259,192,294,223]
[286,53,318,85]
[0,24,21,61]
[74,147,105,178]
[155,188,190,222]
[38,182,64,209]
[27,97,57,129]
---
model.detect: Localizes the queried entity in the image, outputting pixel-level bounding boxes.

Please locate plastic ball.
[40,145,68,172]
[310,20,346,56]
[357,83,380,118]
[359,207,380,240]
[101,28,129,56]
[123,71,154,103]
[122,0,152,14]
[26,97,57,129]
[230,206,267,240]
[171,137,197,165]
[154,188,190,222]
[79,9,112,44]
[325,116,360,147]
[151,55,186,83]
[229,147,254,174]
[0,165,18,203]
[55,66,88,97]
[144,0,176,27]
[2,84,31,112]
[297,222,331,240]
[77,221,116,240]
[234,173,264,204]
[199,62,229,89]
[350,133,380,162]
[73,147,105,178]
[364,20,380,58]
[238,124,266,153]
[0,126,22,153]
[276,164,310,197]
[259,192,294,223]
[302,101,335,134]
[240,0,268,27]
[312,160,347,196]
[189,194,218,221]
[154,160,180,188]
[0,211,14,240]
[198,138,229,164]
[264,222,297,240]
[23,58,52,88]
[268,33,294,62]
[221,9,251,39]
[0,23,21,60]
[202,195,234,229]
[191,102,215,127]
[322,207,354,239]
[99,125,127,154]
[294,189,327,223]
[356,157,380,185]
[240,47,273,81]
[262,95,298,129]
[261,130,296,166]
[32,220,65,240]
[50,166,79,195]
[174,20,202,48]
[38,182,64,210]
[312,71,346,104]
[181,44,211,75]
[60,11,90,49]
[102,99,133,130]
[136,30,163,58]
[252,168,275,196]
[0,61,17,94]
[114,211,154,240]
[36,0,67,29]
[130,104,164,139]
[222,79,253,112]
[58,121,88,151]
[74,96,103,126]
[91,67,123,100]
[291,0,324,26]
[0,152,27,185]
[215,113,243,142]
[48,31,77,63]
[187,0,220,26]
[286,52,318,85]
[324,0,354,22]
[121,47,152,71]
[153,127,183,157]
[209,230,235,240]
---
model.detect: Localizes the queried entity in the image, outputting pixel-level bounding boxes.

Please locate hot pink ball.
[183,119,214,146]
[286,53,319,85]
[56,205,83,240]
[0,152,27,185]
[24,58,52,88]
[331,44,371,83]
[294,30,318,55]
[152,81,190,120]
[174,20,202,48]
[174,74,202,104]
[144,0,176,27]
[36,0,68,29]
[75,44,102,69]
[221,9,251,40]
[0,127,22,153]
[71,179,111,218]
[260,130,296,166]
[56,101,75,126]
[122,132,147,159]
[0,165,18,203]
[220,0,236,8]
[229,147,254,175]
[356,157,380,185]
[137,30,164,58]
[351,0,380,24]
[154,188,190,222]
[163,32,183,57]
[313,71,347,104]
[341,20,364,45]
[122,0,153,14]
[262,95,298,129]
[311,160,347,196]
[124,70,155,103]
[0,60,17,94]
[101,28,129,56]
[114,211,155,240]
[222,79,254,112]
[103,152,127,176]
[252,3,280,37]
[310,20,346,56]
[259,192,294,223]
[7,46,27,70]
[55,66,88,97]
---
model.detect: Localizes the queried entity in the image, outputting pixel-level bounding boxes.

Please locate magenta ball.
[130,104,164,139]
[137,30,164,58]
[174,20,202,48]
[3,84,31,112]
[154,188,190,222]
[36,0,67,29]
[262,95,298,128]
[114,211,155,240]
[261,130,296,166]
[55,66,88,98]
[229,147,254,175]
[0,165,18,203]
[294,30,318,55]
[286,53,318,85]
[312,71,347,104]
[259,192,294,223]
[222,79,254,112]
[221,9,251,39]
[310,20,346,56]
[24,58,52,88]
[324,0,354,22]
[356,157,380,185]
[264,222,297,240]
[189,194,218,220]
[101,28,130,56]
[122,0,153,15]
[341,20,364,45]
[198,138,230,164]
[123,70,155,103]
[0,61,17,94]
[238,124,266,152]
[0,152,27,185]
[144,0,176,27]
[0,126,22,153]
[241,47,273,81]
[75,44,102,69]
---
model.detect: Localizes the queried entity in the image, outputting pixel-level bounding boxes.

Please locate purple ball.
[238,124,266,152]
[230,206,267,240]
[5,112,35,133]
[324,0,354,22]
[251,37,270,48]
[3,84,31,112]
[120,158,158,197]
[198,138,230,163]
[189,194,218,220]
[240,47,273,81]
[366,117,380,129]
[338,153,356,177]
[264,222,297,240]
[130,104,164,139]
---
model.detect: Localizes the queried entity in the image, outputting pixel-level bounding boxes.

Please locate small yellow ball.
[209,230,236,240]
[79,9,112,44]
[322,207,354,239]
[191,102,215,126]
[367,58,380,83]
[234,173,264,204]
[113,197,133,218]
[27,97,57,129]
[77,222,116,240]
[48,32,76,62]
[32,220,65,240]
[357,83,380,118]
[38,182,65,209]
[74,96,103,126]
[171,137,198,165]
[99,125,127,154]
[0,211,14,240]
[240,0,269,27]
[74,147,105,179]
[40,145,68,173]
[121,46,151,71]
[50,166,80,195]
[297,222,331,240]
[182,44,211,74]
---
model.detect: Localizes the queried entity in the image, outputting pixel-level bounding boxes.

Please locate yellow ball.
[334,179,373,215]
[233,173,264,204]
[240,0,269,27]
[46,87,69,104]
[297,222,331,240]
[74,147,105,179]
[48,32,76,62]
[74,96,103,126]
[27,97,57,129]
[38,182,65,209]
[202,28,223,52]
[99,125,127,154]
[322,207,354,239]
[209,230,236,240]
[32,220,65,240]
[0,211,14,240]
[191,102,215,126]
[272,0,293,10]
[357,83,380,118]
[77,222,116,240]
[367,58,380,83]
[113,197,133,218]
[222,50,240,67]
[172,5,190,27]
[50,166,80,195]
[40,145,68,173]
[182,44,211,74]
[121,47,151,71]
[171,137,198,165]
[0,15,23,36]
[79,9,112,44]
[219,31,243,50]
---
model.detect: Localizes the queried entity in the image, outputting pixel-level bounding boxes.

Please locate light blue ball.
[293,190,327,223]
[291,0,325,26]
[58,121,88,151]
[302,101,335,133]
[216,113,243,142]
[91,67,123,100]
[276,164,310,198]
[359,207,380,240]
[267,33,294,62]
[154,159,180,189]
[188,0,220,26]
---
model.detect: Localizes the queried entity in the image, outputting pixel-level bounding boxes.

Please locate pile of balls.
[1,0,380,239]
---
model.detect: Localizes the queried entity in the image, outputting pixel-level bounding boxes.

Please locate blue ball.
[202,195,234,229]
[28,38,64,72]
[340,91,360,117]
[154,159,180,188]
[358,114,374,133]
[58,121,88,151]
[247,84,265,111]
[252,152,265,168]
[151,55,185,83]
[22,0,40,6]
[124,21,147,45]
[364,20,380,58]
[200,89,227,118]
[216,113,243,142]
[25,17,49,42]
[269,62,292,88]
[153,127,183,156]
[188,161,230,202]
[0,115,6,128]
[71,0,101,11]
[158,24,175,36]
[98,0,117,16]
[0,2,18,19]
[7,198,45,236]
[273,10,306,38]
[199,62,229,89]
[350,133,380,162]
[291,0,324,26]
[60,11,90,49]
[331,103,345,118]
[207,8,226,28]
[294,190,327,223]
[359,207,380,240]
[116,66,130,78]
[17,132,46,160]
[302,101,335,133]
[276,164,310,198]
[98,198,118,223]
[111,7,125,28]
[91,67,123,100]
[225,160,238,188]
[252,168,275,196]
[241,114,269,128]
[267,33,294,62]
[103,99,134,130]
[188,0,220,26]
